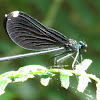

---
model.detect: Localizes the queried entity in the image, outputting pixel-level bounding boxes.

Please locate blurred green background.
[0,0,100,100]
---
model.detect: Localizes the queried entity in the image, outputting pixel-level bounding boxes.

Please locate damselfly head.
[79,41,87,52]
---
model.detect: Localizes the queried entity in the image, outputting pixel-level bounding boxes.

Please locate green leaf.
[60,72,70,89]
[75,59,92,72]
[77,72,91,93]
[96,81,100,100]
[0,65,47,95]
[40,76,51,86]
[14,73,35,83]
[0,77,12,95]
[18,65,47,73]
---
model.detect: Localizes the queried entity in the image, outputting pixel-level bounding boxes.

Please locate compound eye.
[84,44,87,49]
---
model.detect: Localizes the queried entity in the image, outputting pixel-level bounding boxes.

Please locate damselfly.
[1,11,87,68]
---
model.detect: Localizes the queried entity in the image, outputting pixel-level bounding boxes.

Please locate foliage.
[0,59,99,100]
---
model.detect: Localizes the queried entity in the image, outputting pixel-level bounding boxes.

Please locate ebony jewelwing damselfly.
[1,11,87,68]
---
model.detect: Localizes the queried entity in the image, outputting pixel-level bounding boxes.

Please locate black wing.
[4,11,69,51]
